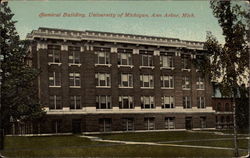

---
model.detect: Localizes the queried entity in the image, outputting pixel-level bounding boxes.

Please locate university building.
[25,27,216,134]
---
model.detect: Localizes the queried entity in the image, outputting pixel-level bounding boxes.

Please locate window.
[196,77,205,89]
[69,51,80,64]
[48,50,60,63]
[197,97,205,108]
[225,103,230,111]
[141,96,155,109]
[119,96,134,109]
[95,73,111,87]
[182,76,190,89]
[122,118,134,131]
[196,55,204,70]
[52,120,62,133]
[96,96,112,109]
[165,117,175,129]
[142,54,153,66]
[69,72,81,87]
[200,117,206,128]
[140,75,154,88]
[49,72,61,86]
[161,75,174,88]
[181,54,191,69]
[99,118,112,132]
[160,55,174,68]
[216,103,221,111]
[162,96,174,108]
[183,96,191,109]
[119,74,133,87]
[49,95,62,109]
[70,96,81,109]
[144,117,155,130]
[95,52,110,65]
[118,53,132,65]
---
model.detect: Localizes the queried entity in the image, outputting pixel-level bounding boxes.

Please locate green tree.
[203,1,249,156]
[0,2,45,149]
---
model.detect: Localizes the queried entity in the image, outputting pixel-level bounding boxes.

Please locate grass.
[1,144,247,157]
[95,131,232,142]
[174,139,249,149]
[0,132,248,157]
[3,135,105,150]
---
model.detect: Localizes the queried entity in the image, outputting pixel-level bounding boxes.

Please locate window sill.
[161,87,174,90]
[70,109,83,111]
[95,64,112,67]
[141,87,154,89]
[119,86,133,89]
[119,108,135,110]
[162,107,175,109]
[160,67,175,70]
[49,86,61,88]
[96,109,113,111]
[197,89,205,90]
[118,65,134,68]
[70,86,81,88]
[139,66,155,69]
[96,86,111,88]
[48,62,62,66]
[182,88,191,90]
[69,63,81,67]
[141,108,156,110]
[49,109,63,111]
[181,68,191,72]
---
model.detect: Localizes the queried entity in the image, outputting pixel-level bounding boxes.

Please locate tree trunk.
[232,88,239,157]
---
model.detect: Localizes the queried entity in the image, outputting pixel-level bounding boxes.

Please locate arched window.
[216,103,221,111]
[221,116,224,123]
[225,103,230,111]
[226,116,230,123]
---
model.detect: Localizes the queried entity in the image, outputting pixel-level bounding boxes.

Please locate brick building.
[211,84,234,129]
[24,27,216,134]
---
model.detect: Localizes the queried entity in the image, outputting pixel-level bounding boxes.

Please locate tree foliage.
[0,2,45,131]
[204,1,249,90]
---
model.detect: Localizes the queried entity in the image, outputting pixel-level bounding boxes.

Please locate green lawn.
[94,131,232,142]
[1,144,247,157]
[0,133,248,157]
[174,139,249,149]
[3,135,106,150]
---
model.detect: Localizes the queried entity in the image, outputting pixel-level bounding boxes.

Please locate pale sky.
[8,1,228,43]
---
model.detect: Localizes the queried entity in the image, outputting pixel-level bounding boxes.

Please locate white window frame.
[165,117,175,129]
[69,51,80,65]
[118,53,132,66]
[95,51,110,65]
[196,77,205,90]
[183,96,192,109]
[119,96,134,109]
[160,55,174,69]
[161,75,174,89]
[144,117,155,130]
[140,74,154,88]
[48,49,61,65]
[182,76,190,90]
[49,72,61,87]
[96,96,112,109]
[49,95,62,110]
[95,73,111,87]
[200,117,206,128]
[70,96,81,110]
[141,96,155,109]
[197,97,205,109]
[141,54,153,67]
[119,73,133,88]
[181,55,191,70]
[122,118,134,131]
[69,72,81,87]
[162,96,175,109]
